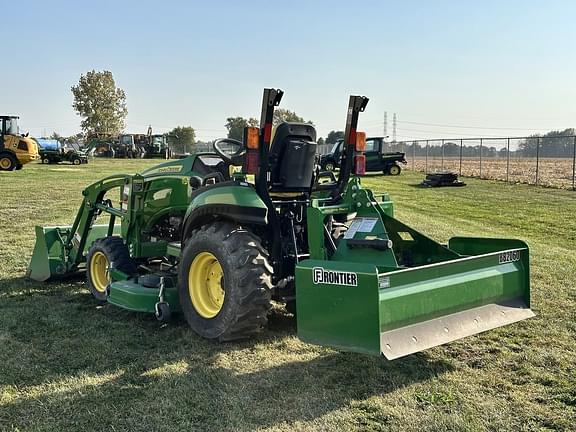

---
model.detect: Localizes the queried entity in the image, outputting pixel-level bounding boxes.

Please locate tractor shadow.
[1,337,453,430]
[1,278,454,429]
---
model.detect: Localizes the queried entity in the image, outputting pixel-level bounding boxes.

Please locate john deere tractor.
[0,115,39,171]
[28,89,533,359]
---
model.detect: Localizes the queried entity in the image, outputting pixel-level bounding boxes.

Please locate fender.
[181,181,268,243]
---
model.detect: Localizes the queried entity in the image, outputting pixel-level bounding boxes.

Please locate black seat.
[268,122,317,193]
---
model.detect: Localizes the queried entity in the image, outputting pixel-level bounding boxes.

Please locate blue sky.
[3,1,575,141]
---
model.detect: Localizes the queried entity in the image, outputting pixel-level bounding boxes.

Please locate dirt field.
[407,157,575,189]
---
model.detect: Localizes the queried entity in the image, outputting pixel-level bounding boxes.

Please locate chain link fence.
[390,136,576,190]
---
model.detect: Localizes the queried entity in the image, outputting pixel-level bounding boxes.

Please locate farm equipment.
[39,144,88,165]
[0,116,40,171]
[85,136,117,157]
[320,136,407,175]
[420,172,466,188]
[27,89,533,359]
[141,133,171,159]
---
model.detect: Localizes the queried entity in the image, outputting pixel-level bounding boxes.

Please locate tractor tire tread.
[86,236,137,301]
[180,222,273,342]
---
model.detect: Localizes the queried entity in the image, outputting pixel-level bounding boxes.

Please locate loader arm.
[28,175,131,281]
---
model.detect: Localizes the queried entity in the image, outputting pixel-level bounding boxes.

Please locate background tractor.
[0,115,39,171]
[28,89,533,359]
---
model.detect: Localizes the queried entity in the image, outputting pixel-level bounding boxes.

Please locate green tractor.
[28,89,533,359]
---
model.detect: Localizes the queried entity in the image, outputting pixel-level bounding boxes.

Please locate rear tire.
[386,164,401,176]
[0,153,17,171]
[179,221,273,341]
[86,237,137,301]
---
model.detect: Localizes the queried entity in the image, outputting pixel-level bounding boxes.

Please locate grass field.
[1,160,575,431]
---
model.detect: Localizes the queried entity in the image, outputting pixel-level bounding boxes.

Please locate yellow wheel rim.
[389,165,400,175]
[90,251,110,293]
[189,252,225,318]
[0,157,12,169]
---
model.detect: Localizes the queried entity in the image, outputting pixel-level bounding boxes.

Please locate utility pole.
[383,112,388,137]
[392,113,397,143]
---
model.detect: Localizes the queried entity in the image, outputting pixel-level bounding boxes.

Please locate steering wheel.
[213,138,246,165]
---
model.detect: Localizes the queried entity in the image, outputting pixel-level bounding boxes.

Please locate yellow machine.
[0,116,39,171]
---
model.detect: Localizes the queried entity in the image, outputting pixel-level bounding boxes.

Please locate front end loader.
[28,89,533,359]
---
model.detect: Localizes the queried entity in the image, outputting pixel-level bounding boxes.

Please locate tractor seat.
[268,122,317,193]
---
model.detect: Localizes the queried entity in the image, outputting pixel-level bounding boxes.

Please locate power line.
[401,120,574,131]
[362,118,572,132]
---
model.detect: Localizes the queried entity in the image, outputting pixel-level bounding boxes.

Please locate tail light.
[353,131,366,175]
[246,127,259,150]
[244,152,259,174]
[243,127,260,174]
[354,154,366,175]
[355,131,366,152]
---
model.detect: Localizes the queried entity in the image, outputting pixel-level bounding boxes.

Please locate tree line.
[58,70,576,158]
[390,129,576,158]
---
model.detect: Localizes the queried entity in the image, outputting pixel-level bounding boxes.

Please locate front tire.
[72,157,81,165]
[0,153,17,171]
[86,237,137,301]
[324,162,335,172]
[179,221,273,341]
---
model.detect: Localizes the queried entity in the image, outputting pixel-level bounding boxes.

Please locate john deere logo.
[158,166,182,173]
[313,267,358,286]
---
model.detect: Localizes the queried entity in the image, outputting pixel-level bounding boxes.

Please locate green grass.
[1,160,575,431]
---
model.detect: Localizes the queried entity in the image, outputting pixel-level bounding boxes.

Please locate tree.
[317,137,325,146]
[168,126,196,154]
[71,70,127,136]
[517,129,575,157]
[326,130,344,145]
[225,117,259,141]
[272,109,313,127]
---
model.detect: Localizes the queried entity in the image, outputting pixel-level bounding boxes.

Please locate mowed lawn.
[0,159,575,431]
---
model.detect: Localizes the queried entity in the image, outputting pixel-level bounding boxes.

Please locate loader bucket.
[295,238,533,359]
[27,224,117,281]
[28,226,68,281]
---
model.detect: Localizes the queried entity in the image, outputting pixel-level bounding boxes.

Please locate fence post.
[479,138,483,178]
[412,141,416,171]
[442,140,444,171]
[459,139,463,175]
[425,140,429,172]
[572,136,576,190]
[506,138,510,183]
[535,137,540,185]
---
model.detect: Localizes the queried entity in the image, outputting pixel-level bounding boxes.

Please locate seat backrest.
[268,122,317,193]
